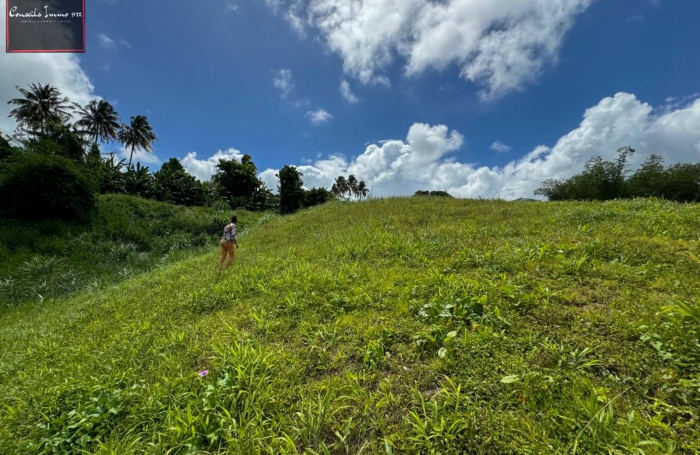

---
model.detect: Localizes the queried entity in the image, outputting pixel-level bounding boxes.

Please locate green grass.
[1,197,699,454]
[0,194,265,307]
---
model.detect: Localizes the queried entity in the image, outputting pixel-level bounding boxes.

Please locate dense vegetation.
[536,147,700,202]
[1,83,369,218]
[1,197,698,454]
[0,194,266,306]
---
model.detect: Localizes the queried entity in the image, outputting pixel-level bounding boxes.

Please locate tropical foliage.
[331,174,369,200]
[535,146,700,202]
[277,165,305,214]
[7,83,74,136]
[117,115,157,169]
[73,99,121,145]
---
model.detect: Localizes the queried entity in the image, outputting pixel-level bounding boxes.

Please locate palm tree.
[7,83,74,136]
[334,176,350,199]
[357,181,369,200]
[74,99,121,145]
[118,115,157,169]
[348,175,359,199]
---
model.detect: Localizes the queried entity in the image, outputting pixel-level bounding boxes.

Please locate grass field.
[1,197,699,454]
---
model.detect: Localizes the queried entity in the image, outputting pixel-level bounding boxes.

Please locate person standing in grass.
[219,215,238,268]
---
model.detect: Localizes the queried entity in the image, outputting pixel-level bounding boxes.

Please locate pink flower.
[199,370,209,377]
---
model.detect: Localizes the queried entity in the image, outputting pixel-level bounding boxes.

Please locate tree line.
[0,83,370,221]
[535,146,700,202]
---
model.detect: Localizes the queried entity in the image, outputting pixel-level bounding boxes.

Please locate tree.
[249,182,275,211]
[535,146,634,201]
[118,115,157,168]
[626,154,665,198]
[100,153,127,194]
[662,163,700,202]
[212,154,261,208]
[332,176,350,199]
[0,133,16,164]
[277,165,305,214]
[24,120,88,162]
[348,175,359,198]
[357,181,369,200]
[122,163,155,199]
[74,99,121,145]
[153,158,206,206]
[7,83,74,136]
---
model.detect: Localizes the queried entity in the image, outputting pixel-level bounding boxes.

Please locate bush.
[303,187,333,208]
[0,153,96,221]
[413,190,454,198]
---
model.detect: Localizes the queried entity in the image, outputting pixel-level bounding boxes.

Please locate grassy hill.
[0,198,699,454]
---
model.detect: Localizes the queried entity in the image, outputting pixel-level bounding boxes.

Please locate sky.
[2,0,700,199]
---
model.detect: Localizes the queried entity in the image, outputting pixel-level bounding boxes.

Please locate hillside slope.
[1,198,699,454]
[0,194,263,306]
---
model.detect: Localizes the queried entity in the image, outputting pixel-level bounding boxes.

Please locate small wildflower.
[199,370,209,377]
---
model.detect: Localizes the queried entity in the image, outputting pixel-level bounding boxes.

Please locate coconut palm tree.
[74,99,121,145]
[333,176,350,199]
[7,83,74,136]
[118,115,157,169]
[348,175,359,198]
[357,180,369,200]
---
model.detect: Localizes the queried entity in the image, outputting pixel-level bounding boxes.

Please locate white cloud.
[286,6,307,37]
[273,69,294,98]
[490,141,512,153]
[294,98,311,108]
[0,13,97,136]
[117,146,160,166]
[268,0,593,99]
[98,33,116,48]
[306,108,333,124]
[226,3,239,12]
[340,79,358,103]
[265,0,286,14]
[118,38,132,48]
[256,93,700,199]
[181,148,246,181]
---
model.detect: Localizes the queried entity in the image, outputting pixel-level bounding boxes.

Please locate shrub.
[413,190,454,198]
[0,153,96,221]
[303,187,333,208]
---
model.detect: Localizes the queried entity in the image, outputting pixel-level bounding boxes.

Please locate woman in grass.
[219,215,238,268]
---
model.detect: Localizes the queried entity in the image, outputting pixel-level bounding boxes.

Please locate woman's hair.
[230,215,237,224]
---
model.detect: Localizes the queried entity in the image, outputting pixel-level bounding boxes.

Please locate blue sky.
[2,0,700,198]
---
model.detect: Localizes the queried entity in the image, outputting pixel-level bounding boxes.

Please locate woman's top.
[222,223,237,243]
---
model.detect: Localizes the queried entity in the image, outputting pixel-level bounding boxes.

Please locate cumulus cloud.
[0,13,97,136]
[490,141,512,153]
[255,93,700,198]
[340,79,358,103]
[273,69,294,98]
[306,108,333,124]
[181,148,246,181]
[266,0,593,99]
[117,146,160,166]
